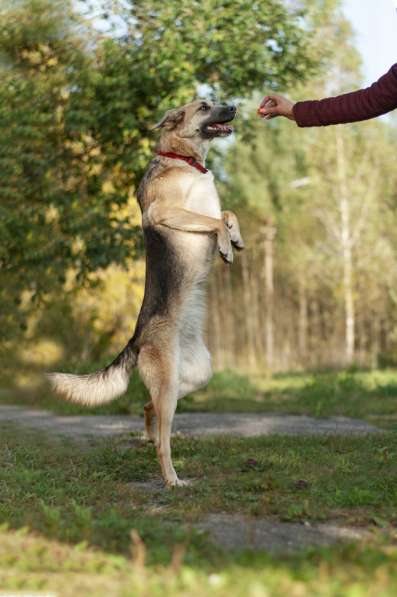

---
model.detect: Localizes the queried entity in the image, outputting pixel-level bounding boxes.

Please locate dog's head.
[154,100,236,158]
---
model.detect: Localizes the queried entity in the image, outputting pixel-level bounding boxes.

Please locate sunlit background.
[2,2,397,595]
[1,0,397,388]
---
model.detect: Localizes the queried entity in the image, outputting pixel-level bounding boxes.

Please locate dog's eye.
[199,104,210,112]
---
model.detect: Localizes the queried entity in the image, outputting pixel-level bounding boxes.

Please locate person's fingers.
[259,94,280,110]
[258,94,295,122]
[259,95,270,109]
[259,100,276,113]
[258,104,279,118]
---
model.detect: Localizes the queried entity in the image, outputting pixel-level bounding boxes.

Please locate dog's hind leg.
[138,341,187,487]
[143,401,156,442]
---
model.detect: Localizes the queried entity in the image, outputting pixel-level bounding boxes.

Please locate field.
[1,369,397,595]
[5,367,397,423]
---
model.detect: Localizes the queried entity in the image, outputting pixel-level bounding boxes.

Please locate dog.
[48,99,244,486]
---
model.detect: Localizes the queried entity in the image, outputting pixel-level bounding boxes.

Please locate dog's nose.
[227,105,237,114]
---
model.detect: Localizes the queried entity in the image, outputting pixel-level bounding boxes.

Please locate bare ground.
[0,404,383,554]
[0,405,381,439]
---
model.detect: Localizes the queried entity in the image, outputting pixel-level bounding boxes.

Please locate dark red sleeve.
[293,64,397,127]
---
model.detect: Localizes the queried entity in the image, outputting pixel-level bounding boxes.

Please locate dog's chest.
[183,171,221,218]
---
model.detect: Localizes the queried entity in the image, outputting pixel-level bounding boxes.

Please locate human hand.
[258,94,296,121]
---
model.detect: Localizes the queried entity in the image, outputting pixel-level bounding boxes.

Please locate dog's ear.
[153,109,185,131]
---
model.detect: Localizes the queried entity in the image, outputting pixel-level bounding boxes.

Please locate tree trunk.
[370,312,381,369]
[250,247,262,361]
[298,275,308,361]
[241,250,257,370]
[223,264,235,368]
[336,128,355,365]
[309,298,321,368]
[262,222,277,372]
[209,269,223,370]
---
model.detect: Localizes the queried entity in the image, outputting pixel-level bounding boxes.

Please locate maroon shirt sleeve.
[293,64,397,127]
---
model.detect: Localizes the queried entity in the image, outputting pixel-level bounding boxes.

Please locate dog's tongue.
[207,122,232,132]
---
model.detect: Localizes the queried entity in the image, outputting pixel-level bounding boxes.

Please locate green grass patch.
[1,426,397,595]
[3,368,397,426]
[3,426,396,532]
[184,369,397,425]
[2,526,397,596]
[1,527,397,597]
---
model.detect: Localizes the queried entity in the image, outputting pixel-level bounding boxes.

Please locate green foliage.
[0,0,140,340]
[0,0,330,341]
[222,20,397,368]
[128,0,321,97]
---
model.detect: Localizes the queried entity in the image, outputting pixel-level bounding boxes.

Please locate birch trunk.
[336,128,355,365]
[223,264,235,368]
[209,270,223,370]
[262,222,277,372]
[298,275,308,360]
[241,250,257,370]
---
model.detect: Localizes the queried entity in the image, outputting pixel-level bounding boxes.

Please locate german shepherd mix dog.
[49,100,244,486]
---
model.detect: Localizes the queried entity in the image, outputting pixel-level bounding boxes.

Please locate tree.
[0,0,329,343]
[216,7,397,370]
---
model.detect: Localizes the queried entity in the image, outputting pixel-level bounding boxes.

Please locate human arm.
[259,64,397,127]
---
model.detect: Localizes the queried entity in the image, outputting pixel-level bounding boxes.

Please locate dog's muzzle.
[201,105,236,138]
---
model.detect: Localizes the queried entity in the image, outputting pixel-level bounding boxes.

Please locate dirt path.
[197,514,373,553]
[0,404,381,439]
[0,404,384,553]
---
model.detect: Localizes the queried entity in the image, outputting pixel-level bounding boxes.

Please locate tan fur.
[48,100,244,487]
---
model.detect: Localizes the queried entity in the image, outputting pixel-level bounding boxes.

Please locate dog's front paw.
[229,229,244,250]
[219,246,234,264]
[218,246,234,264]
[223,211,245,250]
[218,227,234,264]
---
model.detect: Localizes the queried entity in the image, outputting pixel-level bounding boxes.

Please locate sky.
[343,0,397,86]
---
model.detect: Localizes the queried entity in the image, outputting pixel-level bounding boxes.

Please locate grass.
[2,367,397,594]
[2,526,397,597]
[1,422,397,595]
[3,367,397,427]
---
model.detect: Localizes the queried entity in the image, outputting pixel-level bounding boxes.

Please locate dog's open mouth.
[203,122,234,137]
[201,105,236,139]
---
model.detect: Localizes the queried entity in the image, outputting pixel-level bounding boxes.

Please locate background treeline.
[210,100,397,371]
[1,0,396,388]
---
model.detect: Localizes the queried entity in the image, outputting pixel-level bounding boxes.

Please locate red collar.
[156,151,208,174]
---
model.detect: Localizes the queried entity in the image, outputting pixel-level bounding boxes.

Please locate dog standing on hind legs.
[48,99,244,487]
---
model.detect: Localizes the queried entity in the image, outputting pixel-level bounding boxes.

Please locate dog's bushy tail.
[47,342,137,406]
